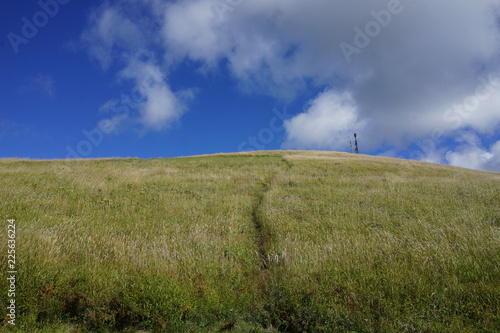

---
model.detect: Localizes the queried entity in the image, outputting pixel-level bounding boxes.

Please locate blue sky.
[1,0,500,171]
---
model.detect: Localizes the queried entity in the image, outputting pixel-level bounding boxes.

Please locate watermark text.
[6,219,17,325]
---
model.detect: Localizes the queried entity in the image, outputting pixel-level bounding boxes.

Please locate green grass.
[0,151,498,332]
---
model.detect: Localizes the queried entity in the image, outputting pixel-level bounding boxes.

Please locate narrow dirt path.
[252,179,272,271]
[251,156,293,274]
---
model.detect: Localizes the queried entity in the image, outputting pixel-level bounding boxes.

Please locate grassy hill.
[1,151,499,332]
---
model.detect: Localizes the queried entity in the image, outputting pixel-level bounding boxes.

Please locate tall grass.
[0,151,498,332]
[261,152,500,332]
[0,156,284,331]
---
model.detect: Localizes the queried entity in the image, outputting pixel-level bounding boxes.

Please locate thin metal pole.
[354,133,359,154]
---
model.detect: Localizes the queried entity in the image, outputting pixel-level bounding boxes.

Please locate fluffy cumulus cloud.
[283,91,366,151]
[445,133,500,172]
[163,0,227,66]
[81,0,500,170]
[118,61,192,131]
[80,0,191,132]
[159,0,500,170]
[446,142,500,172]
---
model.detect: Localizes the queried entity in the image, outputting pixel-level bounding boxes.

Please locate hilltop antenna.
[350,137,353,153]
[354,133,359,154]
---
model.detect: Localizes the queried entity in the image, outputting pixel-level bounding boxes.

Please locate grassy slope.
[0,151,498,332]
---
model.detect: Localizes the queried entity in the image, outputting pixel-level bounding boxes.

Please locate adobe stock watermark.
[212,0,244,20]
[340,0,412,64]
[65,67,163,159]
[409,74,500,161]
[65,118,123,159]
[7,0,71,54]
[6,219,17,326]
[237,107,292,152]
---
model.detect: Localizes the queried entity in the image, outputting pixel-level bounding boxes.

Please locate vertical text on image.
[6,219,17,325]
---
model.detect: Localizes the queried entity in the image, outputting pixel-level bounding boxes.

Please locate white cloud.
[117,61,193,131]
[446,138,500,172]
[139,84,182,130]
[283,91,366,151]
[81,1,192,132]
[159,0,500,150]
[163,0,227,66]
[81,3,147,69]
[79,0,500,168]
[458,75,500,134]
